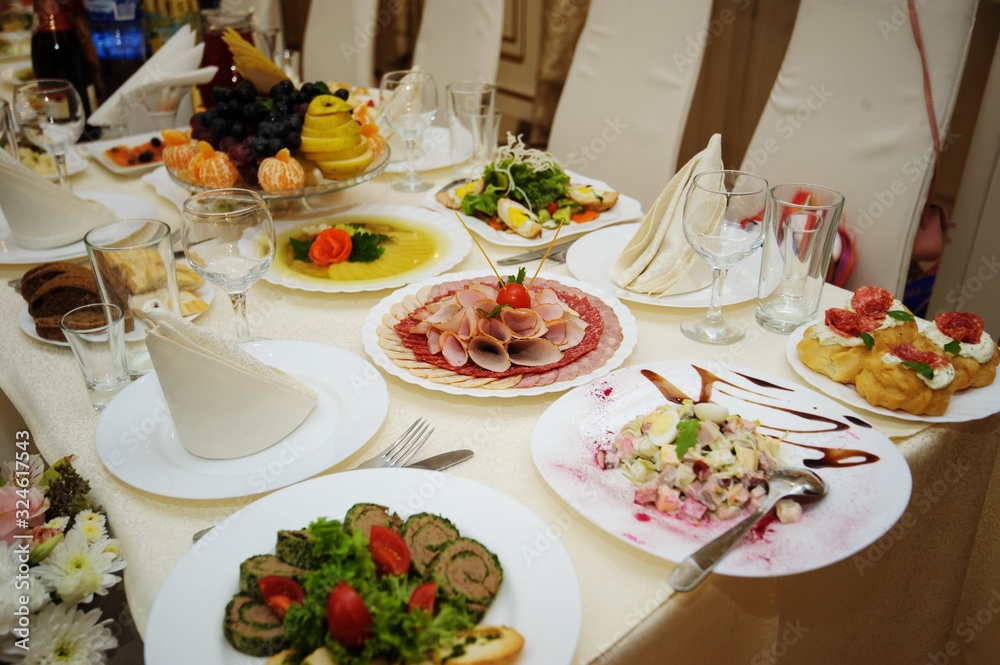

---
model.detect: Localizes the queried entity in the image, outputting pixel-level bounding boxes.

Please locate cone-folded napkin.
[144,308,317,460]
[611,133,725,296]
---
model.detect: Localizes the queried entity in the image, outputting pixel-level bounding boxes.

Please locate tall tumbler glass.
[755,184,845,333]
[85,219,182,374]
[446,81,496,179]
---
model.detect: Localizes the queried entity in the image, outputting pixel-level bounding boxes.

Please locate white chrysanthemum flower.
[33,529,125,606]
[44,516,70,531]
[74,510,105,528]
[2,602,117,664]
[97,538,123,561]
[72,519,106,545]
[0,543,50,638]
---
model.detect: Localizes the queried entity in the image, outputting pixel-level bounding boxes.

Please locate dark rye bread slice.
[27,271,100,318]
[21,261,93,303]
[33,309,108,342]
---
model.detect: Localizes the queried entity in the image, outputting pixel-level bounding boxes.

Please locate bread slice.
[435,626,525,665]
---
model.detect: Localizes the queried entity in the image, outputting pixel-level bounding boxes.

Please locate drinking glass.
[182,189,275,342]
[12,79,84,188]
[380,70,438,192]
[681,170,769,344]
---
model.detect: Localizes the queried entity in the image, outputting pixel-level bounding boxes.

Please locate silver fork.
[356,418,433,469]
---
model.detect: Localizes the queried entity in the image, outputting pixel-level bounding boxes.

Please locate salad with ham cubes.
[597,401,803,525]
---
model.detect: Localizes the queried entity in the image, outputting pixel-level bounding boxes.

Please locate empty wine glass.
[380,70,437,192]
[13,79,84,188]
[182,189,275,343]
[681,170,769,344]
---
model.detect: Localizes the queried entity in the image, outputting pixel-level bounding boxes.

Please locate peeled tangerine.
[188,141,237,188]
[259,148,305,191]
[161,129,198,174]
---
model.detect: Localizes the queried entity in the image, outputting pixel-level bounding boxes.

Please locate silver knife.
[497,239,578,265]
[406,449,474,471]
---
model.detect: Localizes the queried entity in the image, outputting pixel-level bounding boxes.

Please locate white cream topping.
[925,327,996,363]
[881,352,955,390]
[845,298,908,330]
[809,323,866,347]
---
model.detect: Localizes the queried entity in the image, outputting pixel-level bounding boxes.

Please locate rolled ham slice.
[508,338,563,366]
[467,334,512,373]
[500,308,546,338]
[439,330,468,367]
[478,316,513,343]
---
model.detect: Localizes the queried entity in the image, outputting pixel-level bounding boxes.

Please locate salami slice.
[824,308,879,337]
[851,285,894,318]
[889,343,950,369]
[935,312,984,344]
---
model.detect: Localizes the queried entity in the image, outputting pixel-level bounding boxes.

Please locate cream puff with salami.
[846,285,918,348]
[918,312,998,390]
[796,308,878,384]
[855,343,956,416]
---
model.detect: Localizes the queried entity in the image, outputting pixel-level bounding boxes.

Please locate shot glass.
[755,184,845,333]
[60,303,130,411]
[84,219,181,374]
[446,81,496,178]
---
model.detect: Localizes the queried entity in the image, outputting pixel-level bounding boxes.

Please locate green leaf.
[887,310,915,322]
[860,332,875,350]
[502,267,526,286]
[901,361,934,380]
[348,231,389,263]
[944,340,962,355]
[476,304,504,318]
[290,236,313,262]
[674,419,701,459]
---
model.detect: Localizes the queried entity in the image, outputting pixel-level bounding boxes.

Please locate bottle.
[31,0,98,120]
[83,0,147,103]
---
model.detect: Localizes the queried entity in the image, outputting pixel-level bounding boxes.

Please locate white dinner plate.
[566,222,764,308]
[144,468,581,665]
[18,279,215,347]
[384,125,456,172]
[94,340,389,499]
[0,191,158,264]
[421,170,644,248]
[361,270,638,398]
[261,203,472,293]
[786,320,1000,423]
[78,129,171,175]
[531,360,912,578]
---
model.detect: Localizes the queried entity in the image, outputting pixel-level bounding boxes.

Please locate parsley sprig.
[901,361,934,380]
[674,419,701,459]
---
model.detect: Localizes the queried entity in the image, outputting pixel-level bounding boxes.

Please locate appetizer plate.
[786,320,1000,423]
[145,468,581,665]
[18,278,214,347]
[420,170,644,249]
[0,58,30,85]
[531,360,912,577]
[94,340,389,499]
[566,222,763,308]
[13,145,89,180]
[361,270,638,398]
[78,129,170,175]
[0,191,158,264]
[384,125,456,172]
[262,203,472,294]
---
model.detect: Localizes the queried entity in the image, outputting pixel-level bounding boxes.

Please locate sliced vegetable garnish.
[408,581,438,616]
[326,580,372,648]
[309,227,352,266]
[368,525,411,576]
[900,361,935,380]
[257,574,305,620]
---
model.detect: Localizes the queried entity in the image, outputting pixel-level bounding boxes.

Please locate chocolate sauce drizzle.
[641,367,881,469]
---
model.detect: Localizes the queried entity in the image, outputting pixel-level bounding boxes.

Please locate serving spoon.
[668,467,827,592]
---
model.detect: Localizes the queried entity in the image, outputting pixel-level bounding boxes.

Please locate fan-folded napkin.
[611,133,725,296]
[144,308,317,460]
[0,146,115,249]
[88,25,216,128]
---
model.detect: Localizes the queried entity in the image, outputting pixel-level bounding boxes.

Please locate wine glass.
[379,70,438,192]
[681,170,769,344]
[182,189,276,343]
[12,79,84,189]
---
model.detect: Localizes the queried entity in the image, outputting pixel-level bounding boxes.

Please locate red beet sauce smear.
[634,512,651,522]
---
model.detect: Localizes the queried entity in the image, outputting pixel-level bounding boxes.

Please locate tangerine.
[258,148,305,191]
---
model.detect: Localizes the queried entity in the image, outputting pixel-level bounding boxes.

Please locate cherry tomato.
[546,201,558,213]
[408,581,438,616]
[368,525,411,576]
[257,575,305,620]
[327,581,372,648]
[497,283,531,309]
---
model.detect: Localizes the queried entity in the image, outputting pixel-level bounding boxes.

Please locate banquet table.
[2,156,999,665]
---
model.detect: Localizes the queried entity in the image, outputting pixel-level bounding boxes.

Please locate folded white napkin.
[144,308,318,460]
[89,25,216,128]
[611,133,725,296]
[0,147,115,249]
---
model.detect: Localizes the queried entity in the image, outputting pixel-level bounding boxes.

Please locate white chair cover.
[546,0,714,210]
[739,0,976,295]
[302,0,378,88]
[411,0,504,89]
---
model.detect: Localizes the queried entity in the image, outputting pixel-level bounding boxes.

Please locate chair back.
[546,0,713,210]
[739,0,977,294]
[302,0,378,87]
[411,0,504,89]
